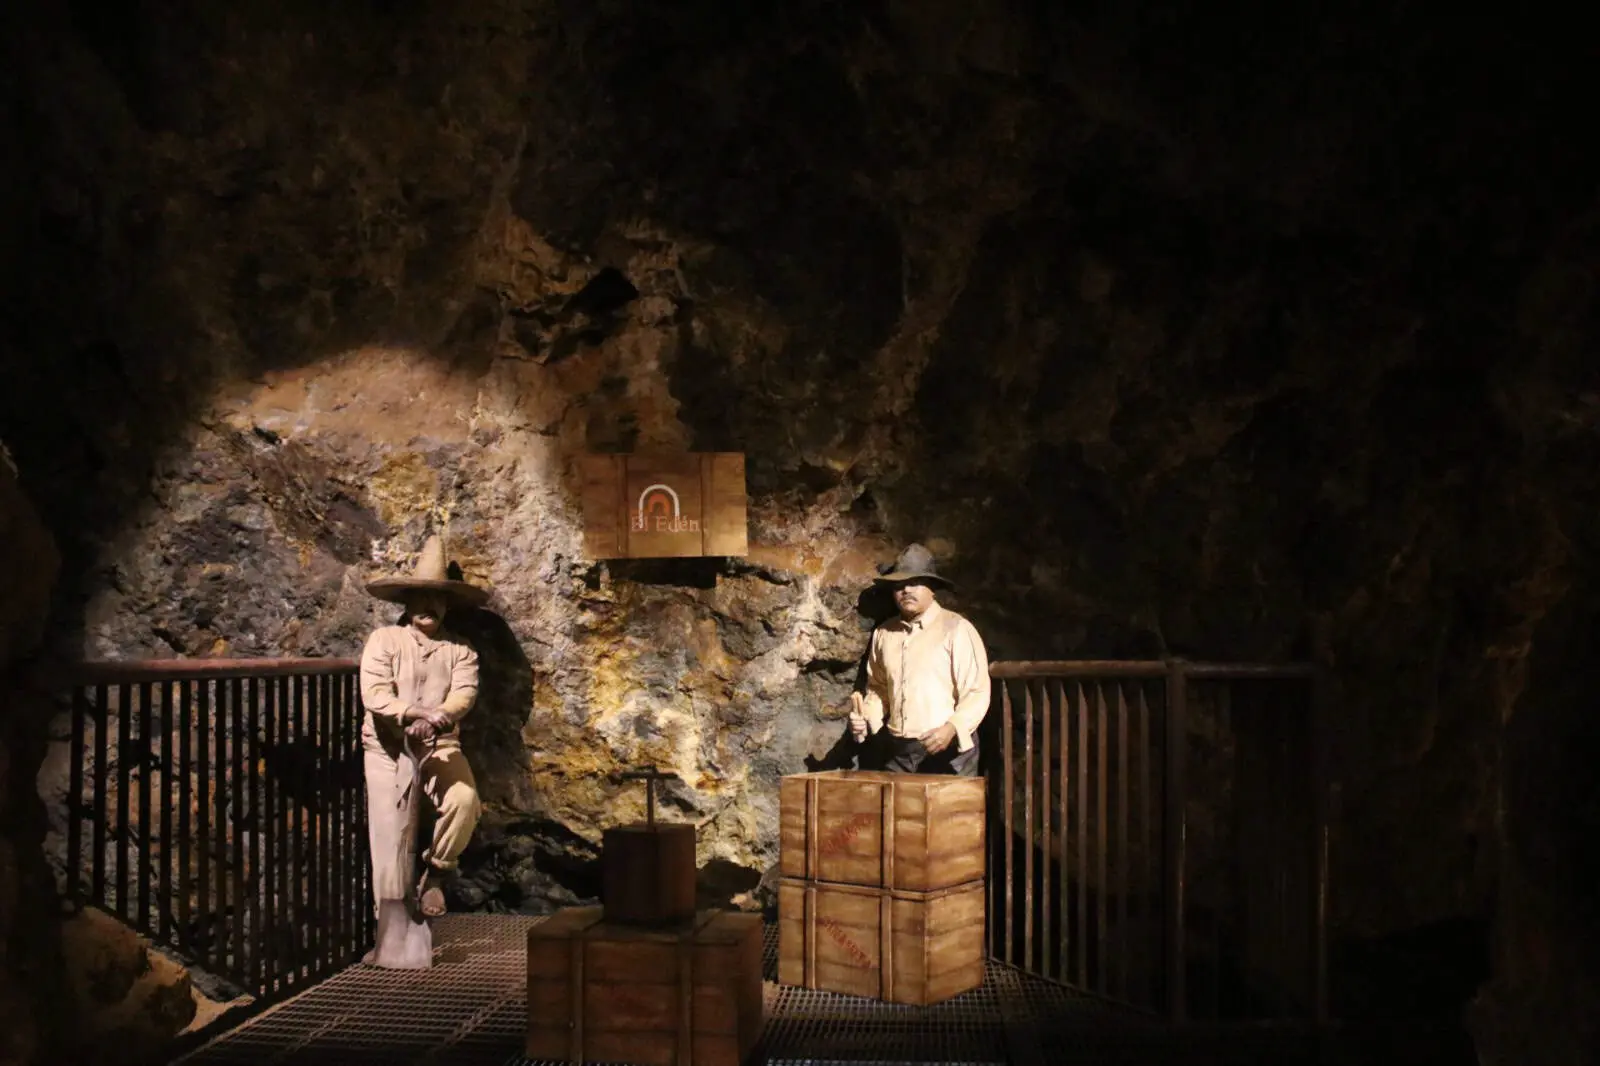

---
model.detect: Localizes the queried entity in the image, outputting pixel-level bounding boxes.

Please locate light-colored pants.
[364,742,481,909]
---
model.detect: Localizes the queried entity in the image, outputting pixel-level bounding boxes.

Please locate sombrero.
[872,543,953,590]
[364,535,490,608]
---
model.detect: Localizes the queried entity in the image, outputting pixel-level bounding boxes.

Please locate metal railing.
[63,658,371,1000]
[984,660,1328,1025]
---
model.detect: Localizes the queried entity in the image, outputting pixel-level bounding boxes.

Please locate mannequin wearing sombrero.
[847,543,991,776]
[360,534,485,924]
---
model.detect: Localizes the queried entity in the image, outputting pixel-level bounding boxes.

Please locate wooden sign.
[580,453,747,559]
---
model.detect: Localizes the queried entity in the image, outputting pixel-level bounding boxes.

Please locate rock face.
[0,451,65,1066]
[58,909,196,1066]
[3,2,1599,1063]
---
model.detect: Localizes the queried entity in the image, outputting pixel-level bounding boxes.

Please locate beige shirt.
[359,624,479,751]
[858,601,991,752]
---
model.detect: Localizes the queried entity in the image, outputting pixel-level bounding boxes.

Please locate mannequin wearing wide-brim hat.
[846,543,990,777]
[358,535,486,943]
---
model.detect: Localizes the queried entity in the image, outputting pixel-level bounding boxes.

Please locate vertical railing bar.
[214,676,229,979]
[1002,681,1014,967]
[1095,679,1108,998]
[1074,679,1088,989]
[279,674,293,984]
[327,673,341,967]
[303,673,318,978]
[196,679,211,973]
[1311,672,1330,1025]
[1040,678,1052,979]
[1023,679,1035,975]
[1116,679,1130,1004]
[1282,704,1294,1019]
[246,676,262,995]
[344,669,356,947]
[116,682,132,923]
[137,681,153,933]
[334,674,346,970]
[178,682,192,954]
[159,681,174,943]
[355,672,372,951]
[1139,681,1154,1012]
[292,674,305,981]
[340,672,354,966]
[1209,681,1222,1024]
[93,683,109,908]
[1056,678,1069,987]
[1165,662,1189,1022]
[263,675,278,995]
[345,672,358,955]
[231,677,247,987]
[319,672,333,977]
[68,686,86,907]
[320,673,332,977]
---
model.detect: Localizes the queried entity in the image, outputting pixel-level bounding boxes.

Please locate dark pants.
[876,730,981,777]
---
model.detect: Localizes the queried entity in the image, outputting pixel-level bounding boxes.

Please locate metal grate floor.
[171,913,1322,1066]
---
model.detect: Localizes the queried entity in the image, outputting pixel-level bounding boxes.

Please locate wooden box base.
[603,823,697,924]
[526,907,764,1066]
[777,877,985,1005]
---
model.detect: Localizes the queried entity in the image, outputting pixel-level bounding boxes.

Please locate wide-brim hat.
[365,535,490,608]
[872,543,953,590]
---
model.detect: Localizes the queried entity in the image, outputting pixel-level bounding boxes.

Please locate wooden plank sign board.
[779,770,986,893]
[581,453,747,559]
[526,907,764,1066]
[777,878,986,1005]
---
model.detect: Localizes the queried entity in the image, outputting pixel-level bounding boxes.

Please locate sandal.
[417,867,448,919]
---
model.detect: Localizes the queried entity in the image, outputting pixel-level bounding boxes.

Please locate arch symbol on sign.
[637,483,680,519]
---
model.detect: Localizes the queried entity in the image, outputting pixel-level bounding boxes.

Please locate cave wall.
[3,1,1598,1062]
[0,455,63,1066]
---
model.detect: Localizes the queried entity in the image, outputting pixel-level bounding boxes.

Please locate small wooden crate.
[779,770,986,892]
[526,907,764,1066]
[777,878,986,1005]
[602,823,697,925]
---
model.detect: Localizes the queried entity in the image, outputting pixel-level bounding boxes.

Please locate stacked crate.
[527,770,764,1066]
[777,769,987,1005]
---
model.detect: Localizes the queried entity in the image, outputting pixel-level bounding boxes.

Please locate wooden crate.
[602,823,696,925]
[526,907,764,1066]
[779,770,986,892]
[777,878,986,1005]
[581,452,747,559]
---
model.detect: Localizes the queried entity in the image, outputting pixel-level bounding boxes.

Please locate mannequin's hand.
[848,692,868,742]
[919,722,957,754]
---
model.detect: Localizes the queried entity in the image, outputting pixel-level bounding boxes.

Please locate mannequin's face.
[893,582,935,620]
[406,592,450,637]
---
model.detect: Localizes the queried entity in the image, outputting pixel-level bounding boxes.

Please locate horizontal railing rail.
[62,657,371,1002]
[984,659,1326,1027]
[991,660,1316,680]
[68,657,360,682]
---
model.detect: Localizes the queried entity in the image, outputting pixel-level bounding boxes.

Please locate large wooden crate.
[581,452,747,559]
[777,878,986,1005]
[779,770,986,892]
[526,907,764,1066]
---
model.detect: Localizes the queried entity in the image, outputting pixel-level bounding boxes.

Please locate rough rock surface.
[2,2,1598,1063]
[58,908,197,1065]
[0,452,65,1066]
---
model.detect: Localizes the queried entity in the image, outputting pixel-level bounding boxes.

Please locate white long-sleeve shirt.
[359,624,479,752]
[858,601,991,752]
